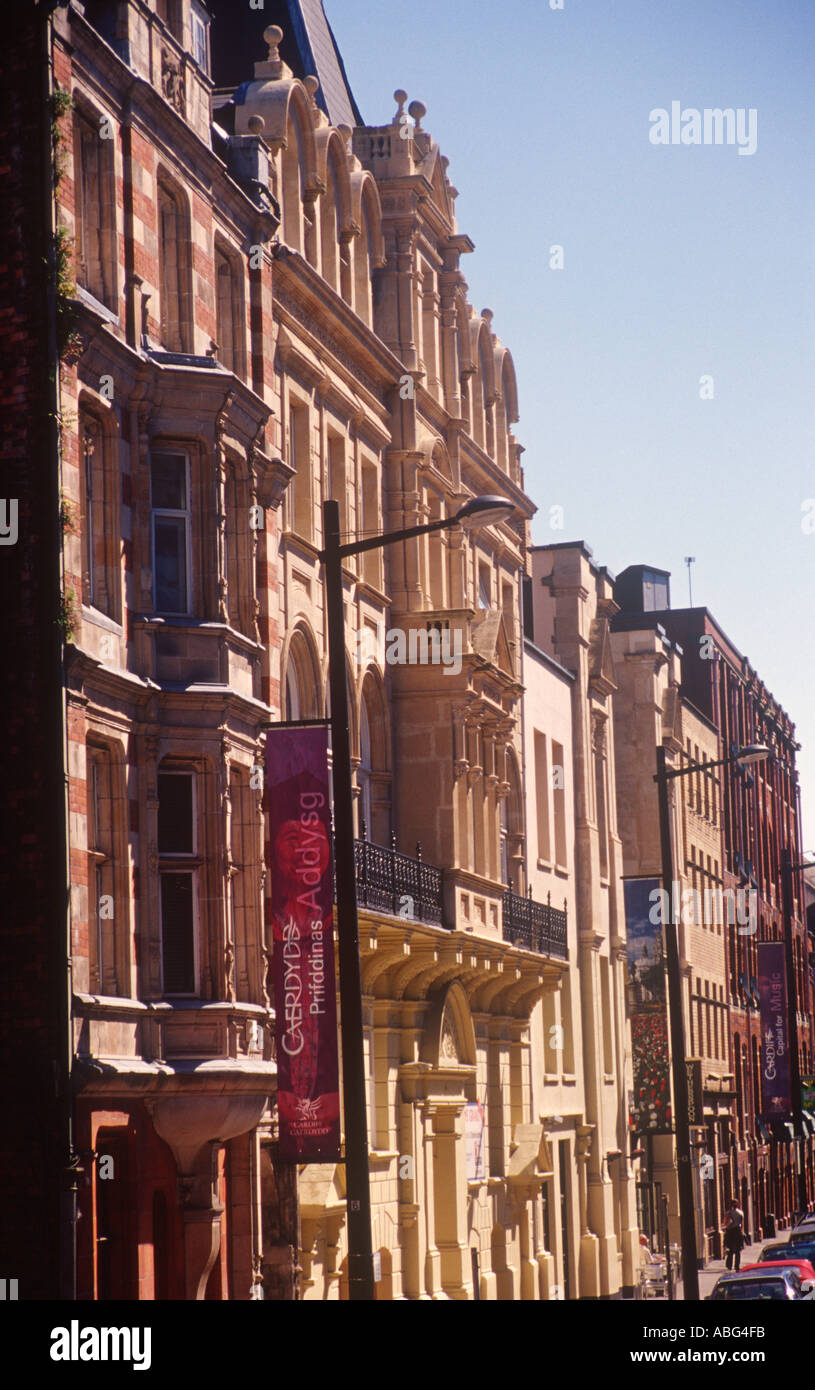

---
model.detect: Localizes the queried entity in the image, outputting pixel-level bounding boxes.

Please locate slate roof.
[209,0,363,126]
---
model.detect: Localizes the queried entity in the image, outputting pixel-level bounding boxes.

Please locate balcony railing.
[502,888,568,960]
[342,828,569,957]
[353,829,444,927]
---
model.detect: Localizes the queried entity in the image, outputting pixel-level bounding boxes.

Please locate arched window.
[479,334,494,458]
[79,409,120,621]
[354,184,379,327]
[73,102,116,310]
[320,160,340,292]
[285,662,300,721]
[495,358,513,471]
[281,111,307,254]
[357,673,390,844]
[358,698,372,837]
[157,177,191,352]
[284,626,321,720]
[215,242,246,379]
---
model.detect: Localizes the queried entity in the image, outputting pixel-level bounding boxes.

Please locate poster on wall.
[266,725,341,1161]
[465,1101,486,1181]
[624,877,672,1134]
[757,940,791,1122]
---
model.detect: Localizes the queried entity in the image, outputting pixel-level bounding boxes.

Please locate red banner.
[266,726,340,1161]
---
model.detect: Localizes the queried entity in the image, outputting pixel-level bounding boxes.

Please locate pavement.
[633,1238,772,1300]
[639,1237,777,1300]
[694,1239,768,1300]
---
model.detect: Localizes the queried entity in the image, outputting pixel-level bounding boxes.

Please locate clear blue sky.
[328,0,815,847]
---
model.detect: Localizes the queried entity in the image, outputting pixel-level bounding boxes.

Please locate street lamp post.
[320,492,516,1301]
[654,741,769,1302]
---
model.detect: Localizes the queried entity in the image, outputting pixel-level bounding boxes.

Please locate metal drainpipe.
[41,0,79,1300]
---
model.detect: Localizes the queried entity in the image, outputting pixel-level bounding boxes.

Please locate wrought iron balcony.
[502,888,568,960]
[353,828,444,927]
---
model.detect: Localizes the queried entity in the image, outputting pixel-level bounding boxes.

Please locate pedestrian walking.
[723,1201,745,1271]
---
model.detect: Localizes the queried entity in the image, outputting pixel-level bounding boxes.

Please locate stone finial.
[337,123,352,156]
[481,308,494,324]
[255,23,289,81]
[393,89,408,126]
[247,114,265,136]
[303,74,319,107]
[408,99,426,131]
[263,25,283,63]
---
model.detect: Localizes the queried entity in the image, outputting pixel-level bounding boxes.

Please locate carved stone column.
[576,1123,601,1297]
[439,254,463,417]
[215,395,234,625]
[136,404,154,613]
[395,223,418,369]
[248,429,264,645]
[143,729,162,1000]
[150,1095,267,1300]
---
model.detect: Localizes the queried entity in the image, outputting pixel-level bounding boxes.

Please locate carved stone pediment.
[588,617,616,697]
[161,49,185,116]
[254,450,295,509]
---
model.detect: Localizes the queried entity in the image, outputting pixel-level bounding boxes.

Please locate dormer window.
[191,2,210,74]
[478,563,491,611]
[155,0,182,41]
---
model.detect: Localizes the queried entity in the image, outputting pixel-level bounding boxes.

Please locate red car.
[743,1258,815,1282]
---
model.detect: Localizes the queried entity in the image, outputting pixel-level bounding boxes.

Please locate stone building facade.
[610,600,731,1261]
[614,566,814,1246]
[4,0,571,1300]
[522,634,585,1298]
[525,542,641,1298]
[52,0,286,1301]
[227,19,566,1301]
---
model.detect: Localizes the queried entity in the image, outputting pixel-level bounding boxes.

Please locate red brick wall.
[0,0,65,1299]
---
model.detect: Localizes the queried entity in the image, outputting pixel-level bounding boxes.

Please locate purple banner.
[757,941,791,1122]
[266,726,340,1161]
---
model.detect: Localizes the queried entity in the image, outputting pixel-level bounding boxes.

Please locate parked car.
[742,1258,815,1282]
[708,1269,815,1301]
[794,1213,815,1230]
[759,1239,815,1263]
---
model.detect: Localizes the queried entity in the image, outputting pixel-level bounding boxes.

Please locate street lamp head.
[734,744,771,766]
[453,494,516,530]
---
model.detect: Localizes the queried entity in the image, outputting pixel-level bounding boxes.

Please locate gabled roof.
[290,0,363,127]
[209,0,363,127]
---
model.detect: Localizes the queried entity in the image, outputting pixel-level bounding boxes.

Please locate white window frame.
[151,451,192,616]
[191,1,210,74]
